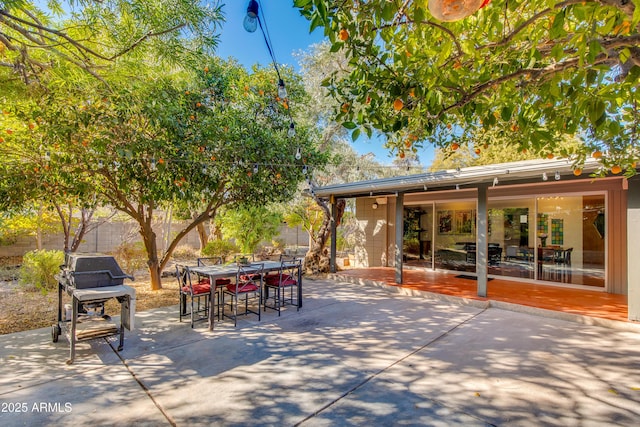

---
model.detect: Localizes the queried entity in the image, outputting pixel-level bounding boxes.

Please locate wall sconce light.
[555,171,561,181]
[542,172,548,181]
[372,202,379,210]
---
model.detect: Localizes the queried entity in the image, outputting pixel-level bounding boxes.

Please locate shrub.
[202,239,238,262]
[19,249,64,294]
[172,245,200,261]
[113,241,147,275]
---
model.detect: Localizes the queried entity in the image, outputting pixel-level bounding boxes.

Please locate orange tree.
[1,59,324,289]
[295,0,640,174]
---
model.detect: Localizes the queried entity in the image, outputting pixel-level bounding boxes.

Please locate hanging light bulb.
[542,172,548,181]
[253,163,259,174]
[278,79,288,99]
[302,165,308,175]
[150,159,157,171]
[98,160,104,169]
[202,165,207,175]
[113,161,120,171]
[295,147,302,160]
[44,151,51,161]
[243,0,259,33]
[554,171,561,181]
[288,122,296,138]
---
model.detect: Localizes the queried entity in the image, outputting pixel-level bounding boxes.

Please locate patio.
[331,267,631,325]
[1,277,639,426]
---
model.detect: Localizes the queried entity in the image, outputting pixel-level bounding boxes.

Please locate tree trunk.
[304,197,345,274]
[36,204,43,250]
[196,221,208,250]
[139,222,162,290]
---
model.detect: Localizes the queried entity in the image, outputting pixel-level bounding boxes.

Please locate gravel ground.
[0,261,180,335]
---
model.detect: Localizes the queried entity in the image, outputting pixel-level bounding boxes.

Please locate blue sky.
[215,1,435,166]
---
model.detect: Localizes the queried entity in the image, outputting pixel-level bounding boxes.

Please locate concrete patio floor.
[1,277,640,426]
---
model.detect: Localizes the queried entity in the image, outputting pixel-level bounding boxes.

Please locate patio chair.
[223,263,264,326]
[263,258,302,316]
[196,256,231,320]
[176,264,211,328]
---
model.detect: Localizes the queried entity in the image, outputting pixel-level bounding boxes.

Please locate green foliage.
[0,206,60,246]
[0,0,224,84]
[295,0,640,174]
[220,206,283,254]
[19,249,64,294]
[113,242,147,275]
[202,239,239,262]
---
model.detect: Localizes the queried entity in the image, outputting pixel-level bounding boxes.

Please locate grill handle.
[71,270,135,281]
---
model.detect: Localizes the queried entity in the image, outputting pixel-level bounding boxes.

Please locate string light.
[542,172,548,181]
[295,147,302,160]
[243,1,297,143]
[253,163,259,174]
[493,177,499,187]
[278,79,288,99]
[150,159,157,171]
[555,171,561,181]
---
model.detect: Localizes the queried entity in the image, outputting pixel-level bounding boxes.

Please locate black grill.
[60,254,130,289]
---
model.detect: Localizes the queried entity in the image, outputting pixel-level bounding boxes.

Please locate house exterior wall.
[352,177,628,295]
[353,198,389,267]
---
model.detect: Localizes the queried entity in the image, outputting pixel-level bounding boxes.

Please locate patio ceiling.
[313,158,604,199]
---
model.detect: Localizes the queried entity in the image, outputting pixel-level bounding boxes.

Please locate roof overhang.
[312,158,608,199]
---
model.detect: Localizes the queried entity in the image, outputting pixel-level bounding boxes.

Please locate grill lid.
[63,254,132,289]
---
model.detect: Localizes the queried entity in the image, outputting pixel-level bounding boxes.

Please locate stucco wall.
[353,198,390,268]
[0,221,305,258]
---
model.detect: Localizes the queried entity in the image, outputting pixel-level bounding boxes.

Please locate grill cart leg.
[67,297,79,365]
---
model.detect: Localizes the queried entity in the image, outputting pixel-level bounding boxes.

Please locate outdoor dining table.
[188,260,302,330]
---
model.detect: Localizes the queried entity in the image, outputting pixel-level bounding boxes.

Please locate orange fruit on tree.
[5,129,13,134]
[204,66,209,73]
[592,150,603,158]
[405,139,412,148]
[196,102,202,107]
[393,99,404,111]
[451,142,460,151]
[399,151,406,159]
[474,148,481,155]
[573,168,582,176]
[611,165,622,174]
[546,153,554,159]
[28,123,36,130]
[0,137,4,143]
[632,161,637,168]
[341,103,350,113]
[190,115,195,120]
[276,173,281,179]
[339,29,349,41]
